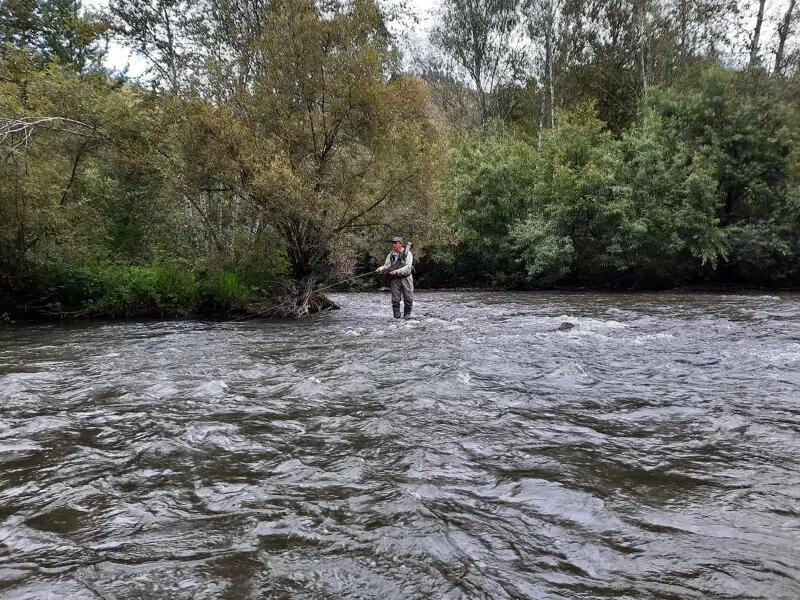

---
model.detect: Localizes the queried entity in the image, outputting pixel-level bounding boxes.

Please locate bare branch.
[0,117,101,150]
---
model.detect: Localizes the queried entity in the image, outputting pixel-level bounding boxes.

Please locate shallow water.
[1,291,799,599]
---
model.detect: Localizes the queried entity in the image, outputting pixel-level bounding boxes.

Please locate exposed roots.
[246,277,339,319]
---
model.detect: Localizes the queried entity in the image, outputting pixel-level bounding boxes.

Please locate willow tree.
[189,0,440,279]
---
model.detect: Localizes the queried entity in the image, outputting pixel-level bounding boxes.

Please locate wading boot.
[403,305,412,319]
[392,303,401,319]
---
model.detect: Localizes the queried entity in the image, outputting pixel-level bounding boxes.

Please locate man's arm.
[376,252,392,272]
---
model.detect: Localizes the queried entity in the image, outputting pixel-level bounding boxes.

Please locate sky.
[88,0,792,78]
[87,0,439,78]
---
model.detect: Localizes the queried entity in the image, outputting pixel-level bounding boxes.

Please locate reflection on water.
[1,291,800,599]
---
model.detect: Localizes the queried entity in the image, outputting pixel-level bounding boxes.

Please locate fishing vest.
[388,249,411,278]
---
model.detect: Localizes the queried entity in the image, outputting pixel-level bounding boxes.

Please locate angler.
[376,236,414,319]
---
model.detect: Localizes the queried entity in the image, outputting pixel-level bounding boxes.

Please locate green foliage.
[0,0,444,317]
[40,0,109,70]
[510,107,622,284]
[36,263,196,315]
[233,251,290,290]
[33,262,272,316]
[459,103,730,287]
[0,0,42,49]
[0,0,108,71]
[445,123,536,284]
[217,0,440,279]
[436,63,800,289]
[645,66,800,283]
[604,113,726,282]
[724,221,796,282]
[648,68,796,222]
[2,0,800,314]
[198,269,250,307]
[0,56,170,278]
[430,0,524,123]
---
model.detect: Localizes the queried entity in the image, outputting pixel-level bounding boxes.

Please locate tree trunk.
[774,0,796,76]
[537,1,554,148]
[478,86,489,125]
[474,51,489,124]
[750,0,766,66]
[548,11,555,130]
[279,216,327,280]
[678,0,688,58]
[638,0,648,102]
[537,76,546,150]
[161,4,180,94]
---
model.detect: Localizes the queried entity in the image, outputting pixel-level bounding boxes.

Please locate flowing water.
[1,291,800,600]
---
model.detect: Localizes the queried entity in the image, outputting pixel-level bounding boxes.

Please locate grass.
[32,262,278,318]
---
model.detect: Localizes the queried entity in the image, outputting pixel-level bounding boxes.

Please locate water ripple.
[1,292,799,599]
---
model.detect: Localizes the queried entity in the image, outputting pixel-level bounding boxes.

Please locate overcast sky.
[88,0,790,78]
[87,0,438,77]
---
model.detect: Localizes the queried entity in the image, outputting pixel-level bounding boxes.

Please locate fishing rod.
[317,241,413,292]
[315,271,378,292]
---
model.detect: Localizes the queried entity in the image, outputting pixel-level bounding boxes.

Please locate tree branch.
[333,169,419,233]
[0,117,102,149]
[61,139,94,207]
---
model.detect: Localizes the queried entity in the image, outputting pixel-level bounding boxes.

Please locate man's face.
[392,241,403,252]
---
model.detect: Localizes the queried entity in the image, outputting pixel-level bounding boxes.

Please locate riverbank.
[411,279,800,294]
[4,262,796,324]
[0,263,338,323]
[0,299,339,323]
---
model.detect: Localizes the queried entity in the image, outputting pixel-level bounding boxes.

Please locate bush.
[444,122,537,285]
[33,263,261,316]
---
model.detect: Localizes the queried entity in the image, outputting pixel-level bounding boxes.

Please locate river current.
[1,291,799,599]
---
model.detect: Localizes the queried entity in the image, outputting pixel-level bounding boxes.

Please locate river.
[1,291,799,599]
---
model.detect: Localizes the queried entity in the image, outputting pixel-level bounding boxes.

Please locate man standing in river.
[376,236,414,319]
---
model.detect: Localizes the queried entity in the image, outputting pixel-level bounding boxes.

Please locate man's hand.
[389,270,397,276]
[376,266,386,273]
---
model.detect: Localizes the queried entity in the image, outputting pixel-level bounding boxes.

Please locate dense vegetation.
[1,0,799,319]
[437,71,800,288]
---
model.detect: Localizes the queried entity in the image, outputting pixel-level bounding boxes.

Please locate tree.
[645,67,800,283]
[535,0,742,133]
[170,0,442,279]
[0,0,108,71]
[750,0,766,66]
[109,0,202,93]
[511,106,621,284]
[554,0,650,133]
[431,0,525,124]
[41,0,109,71]
[510,104,725,286]
[525,0,562,147]
[0,54,110,285]
[774,0,798,76]
[665,0,740,59]
[445,125,536,283]
[0,0,42,51]
[412,46,483,133]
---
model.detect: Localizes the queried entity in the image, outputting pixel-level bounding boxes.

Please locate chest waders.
[388,243,413,318]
